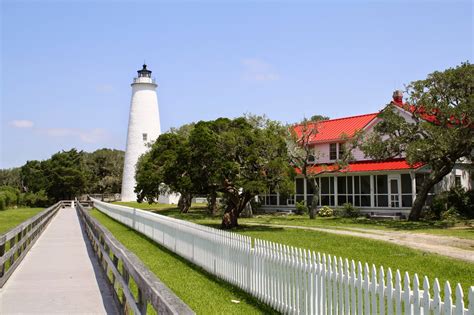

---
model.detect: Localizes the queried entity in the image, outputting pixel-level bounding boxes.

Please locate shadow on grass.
[99,212,279,314]
[352,217,474,231]
[200,222,286,233]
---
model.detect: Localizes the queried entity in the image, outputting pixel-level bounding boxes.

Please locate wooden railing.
[76,202,194,315]
[0,201,65,287]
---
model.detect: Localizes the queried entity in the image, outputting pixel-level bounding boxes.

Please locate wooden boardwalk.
[0,207,118,314]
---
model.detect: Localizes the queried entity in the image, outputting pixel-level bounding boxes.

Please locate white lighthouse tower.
[121,64,161,201]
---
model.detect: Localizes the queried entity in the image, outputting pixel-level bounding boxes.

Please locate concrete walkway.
[0,207,118,314]
[246,222,474,263]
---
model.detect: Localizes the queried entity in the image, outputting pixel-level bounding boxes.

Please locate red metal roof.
[293,113,378,143]
[297,158,424,175]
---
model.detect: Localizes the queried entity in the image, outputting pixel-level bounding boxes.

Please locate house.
[260,91,473,216]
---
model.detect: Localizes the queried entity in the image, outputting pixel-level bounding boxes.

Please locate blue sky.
[1,0,472,168]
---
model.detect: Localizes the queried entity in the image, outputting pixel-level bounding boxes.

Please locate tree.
[361,62,474,220]
[21,160,48,193]
[288,117,358,219]
[0,168,22,190]
[135,132,195,213]
[310,115,330,122]
[43,149,87,201]
[84,149,124,193]
[190,117,294,229]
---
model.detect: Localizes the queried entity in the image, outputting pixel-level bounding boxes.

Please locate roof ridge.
[293,112,379,127]
[321,112,379,123]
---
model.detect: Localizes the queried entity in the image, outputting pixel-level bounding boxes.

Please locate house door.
[388,175,401,208]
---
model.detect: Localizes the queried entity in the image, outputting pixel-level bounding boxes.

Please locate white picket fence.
[91,198,473,314]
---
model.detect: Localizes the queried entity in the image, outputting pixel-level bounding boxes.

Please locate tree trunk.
[307,178,319,219]
[178,193,192,213]
[220,192,252,229]
[409,165,453,221]
[207,191,218,216]
[221,205,239,229]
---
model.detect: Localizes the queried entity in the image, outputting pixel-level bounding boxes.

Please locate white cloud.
[9,120,34,128]
[95,84,115,93]
[41,128,109,143]
[241,58,280,81]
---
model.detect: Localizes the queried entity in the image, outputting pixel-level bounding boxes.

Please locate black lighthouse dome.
[137,64,152,78]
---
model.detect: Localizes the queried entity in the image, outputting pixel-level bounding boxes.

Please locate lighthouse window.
[142,133,148,141]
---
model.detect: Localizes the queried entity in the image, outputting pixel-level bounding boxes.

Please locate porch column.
[370,175,375,208]
[411,172,417,202]
[277,192,280,206]
[334,176,338,207]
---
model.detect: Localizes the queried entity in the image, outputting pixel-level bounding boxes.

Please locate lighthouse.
[121,64,161,201]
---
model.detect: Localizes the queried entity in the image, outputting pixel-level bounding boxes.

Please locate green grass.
[0,207,44,234]
[114,201,474,240]
[90,209,277,315]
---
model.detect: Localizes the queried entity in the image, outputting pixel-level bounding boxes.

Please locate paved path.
[246,222,474,263]
[0,207,118,314]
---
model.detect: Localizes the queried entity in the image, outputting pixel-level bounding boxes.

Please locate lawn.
[111,202,474,297]
[114,201,474,240]
[0,207,44,234]
[90,209,277,315]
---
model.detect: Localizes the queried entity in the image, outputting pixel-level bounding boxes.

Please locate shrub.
[428,191,449,219]
[430,187,474,219]
[318,206,334,217]
[341,203,360,218]
[441,207,460,221]
[295,201,308,215]
[23,190,49,207]
[446,187,474,219]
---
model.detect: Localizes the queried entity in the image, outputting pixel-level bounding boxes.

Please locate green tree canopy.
[135,132,195,213]
[43,149,88,201]
[136,116,294,228]
[84,148,124,194]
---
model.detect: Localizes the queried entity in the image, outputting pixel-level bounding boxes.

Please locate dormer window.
[330,143,337,160]
[142,133,148,141]
[330,143,346,160]
[338,143,345,159]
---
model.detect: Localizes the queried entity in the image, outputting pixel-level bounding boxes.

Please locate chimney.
[392,90,403,105]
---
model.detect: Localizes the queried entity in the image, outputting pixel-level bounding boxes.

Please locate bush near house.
[318,206,334,217]
[295,201,309,215]
[429,187,474,220]
[340,203,361,218]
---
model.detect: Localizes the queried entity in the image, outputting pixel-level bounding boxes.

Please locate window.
[401,174,413,207]
[375,175,388,207]
[295,178,305,203]
[338,143,345,159]
[306,178,317,205]
[142,133,148,141]
[329,143,337,160]
[354,175,371,207]
[337,176,353,205]
[455,176,462,187]
[320,177,335,206]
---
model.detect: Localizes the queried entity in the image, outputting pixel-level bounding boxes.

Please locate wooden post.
[137,288,148,314]
[0,235,5,277]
